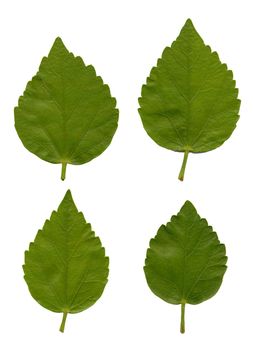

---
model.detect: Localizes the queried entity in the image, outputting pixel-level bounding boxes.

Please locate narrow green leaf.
[23,190,109,332]
[15,38,118,180]
[139,19,240,180]
[144,201,227,333]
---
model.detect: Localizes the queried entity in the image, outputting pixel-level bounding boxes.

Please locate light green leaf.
[144,201,227,333]
[139,19,240,180]
[15,38,118,180]
[23,190,109,332]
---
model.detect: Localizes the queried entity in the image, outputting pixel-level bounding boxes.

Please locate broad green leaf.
[139,19,240,180]
[23,190,109,332]
[144,201,227,333]
[15,38,118,180]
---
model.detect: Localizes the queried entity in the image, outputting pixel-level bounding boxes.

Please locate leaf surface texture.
[15,38,118,180]
[144,200,227,333]
[24,190,109,332]
[139,19,240,180]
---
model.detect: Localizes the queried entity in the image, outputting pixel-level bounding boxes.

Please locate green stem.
[180,303,185,334]
[61,162,67,181]
[178,151,189,181]
[59,311,68,333]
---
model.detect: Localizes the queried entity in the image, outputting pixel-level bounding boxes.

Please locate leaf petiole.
[178,151,189,181]
[180,303,185,334]
[59,311,68,333]
[61,162,67,181]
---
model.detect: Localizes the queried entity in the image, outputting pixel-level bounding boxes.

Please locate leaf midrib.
[181,215,198,301]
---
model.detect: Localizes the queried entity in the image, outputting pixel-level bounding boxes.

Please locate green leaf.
[139,19,240,180]
[144,201,227,333]
[23,190,109,332]
[15,38,118,180]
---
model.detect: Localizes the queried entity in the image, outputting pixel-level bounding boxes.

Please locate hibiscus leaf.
[15,38,118,180]
[23,190,109,332]
[139,19,240,180]
[144,201,227,333]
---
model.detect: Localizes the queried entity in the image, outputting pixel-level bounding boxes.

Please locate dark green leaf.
[139,19,240,180]
[15,38,118,180]
[24,190,109,332]
[144,201,227,333]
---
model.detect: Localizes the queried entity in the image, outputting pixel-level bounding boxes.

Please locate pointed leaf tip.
[54,36,64,46]
[65,189,72,195]
[183,200,194,207]
[181,200,197,214]
[185,18,194,26]
[49,37,68,55]
[57,189,77,213]
[63,189,73,202]
[182,18,197,33]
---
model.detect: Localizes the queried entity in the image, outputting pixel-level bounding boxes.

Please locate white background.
[0,0,252,348]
